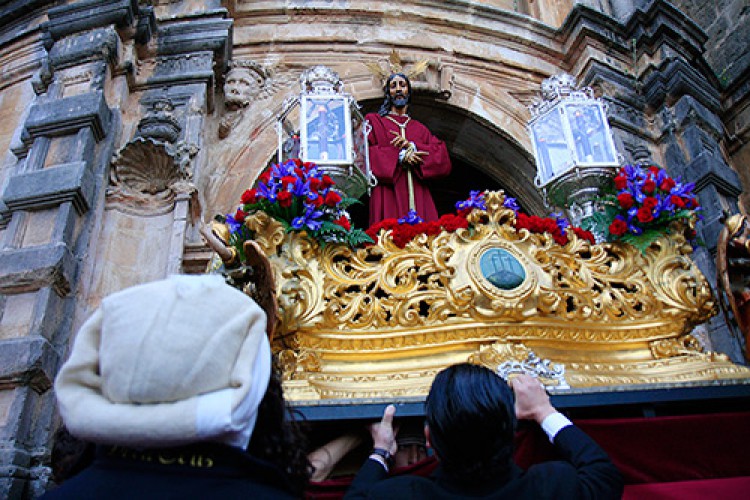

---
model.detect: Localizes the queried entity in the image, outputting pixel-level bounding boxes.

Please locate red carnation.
[241,188,258,205]
[439,214,469,232]
[392,226,414,248]
[642,179,656,194]
[294,168,306,179]
[277,190,292,208]
[423,221,442,236]
[309,194,323,207]
[293,158,303,167]
[324,190,342,207]
[573,227,596,244]
[321,175,335,188]
[259,169,271,183]
[660,177,676,191]
[308,177,322,192]
[643,197,658,209]
[617,193,635,209]
[609,218,628,236]
[281,175,297,187]
[648,166,661,175]
[670,195,686,208]
[515,212,531,231]
[234,209,247,222]
[614,175,628,190]
[334,215,351,231]
[636,206,654,223]
[553,234,569,246]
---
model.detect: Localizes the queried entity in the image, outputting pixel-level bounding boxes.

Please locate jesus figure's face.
[389,75,410,109]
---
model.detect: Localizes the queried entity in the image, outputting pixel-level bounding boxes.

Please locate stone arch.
[203,65,546,222]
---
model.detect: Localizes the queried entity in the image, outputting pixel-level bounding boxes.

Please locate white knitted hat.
[55,274,271,449]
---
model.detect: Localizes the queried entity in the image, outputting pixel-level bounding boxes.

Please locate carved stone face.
[224,67,259,109]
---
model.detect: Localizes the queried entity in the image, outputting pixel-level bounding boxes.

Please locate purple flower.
[398,210,424,225]
[291,177,308,197]
[503,197,520,212]
[257,180,278,202]
[292,204,324,231]
[551,212,570,233]
[225,213,242,233]
[456,190,487,211]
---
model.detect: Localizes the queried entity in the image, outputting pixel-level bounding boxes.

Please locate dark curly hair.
[247,362,311,495]
[425,363,517,484]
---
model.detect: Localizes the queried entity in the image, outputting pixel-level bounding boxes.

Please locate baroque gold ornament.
[209,191,750,401]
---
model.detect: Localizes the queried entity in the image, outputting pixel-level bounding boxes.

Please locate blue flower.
[398,209,424,225]
[551,212,570,233]
[456,190,487,211]
[225,214,242,233]
[503,197,520,212]
[257,180,278,202]
[291,204,324,231]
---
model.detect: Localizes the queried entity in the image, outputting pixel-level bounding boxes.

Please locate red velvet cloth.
[306,412,750,499]
[622,477,750,500]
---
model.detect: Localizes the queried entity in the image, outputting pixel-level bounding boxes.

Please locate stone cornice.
[46,0,138,41]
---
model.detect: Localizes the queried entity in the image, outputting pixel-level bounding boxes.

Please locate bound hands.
[390,131,428,167]
[510,374,557,424]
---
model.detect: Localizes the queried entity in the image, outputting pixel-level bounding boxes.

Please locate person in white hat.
[41,274,310,499]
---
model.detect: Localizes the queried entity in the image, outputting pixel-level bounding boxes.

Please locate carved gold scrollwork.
[208,190,749,400]
[650,334,704,358]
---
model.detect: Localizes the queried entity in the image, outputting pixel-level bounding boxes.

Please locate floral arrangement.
[365,210,470,249]
[219,159,371,258]
[593,164,701,251]
[365,190,595,249]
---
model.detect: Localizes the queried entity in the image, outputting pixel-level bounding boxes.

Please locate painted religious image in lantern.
[529,108,574,183]
[300,95,352,164]
[563,102,617,165]
[479,248,526,291]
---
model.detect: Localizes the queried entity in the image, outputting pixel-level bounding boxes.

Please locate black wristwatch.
[371,447,393,465]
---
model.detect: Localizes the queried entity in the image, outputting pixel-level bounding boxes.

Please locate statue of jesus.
[365,73,452,225]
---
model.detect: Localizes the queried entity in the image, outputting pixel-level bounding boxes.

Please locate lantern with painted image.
[528,74,619,236]
[277,66,375,199]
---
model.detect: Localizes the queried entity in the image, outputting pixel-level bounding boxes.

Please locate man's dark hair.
[247,363,311,495]
[425,363,517,483]
[50,426,95,485]
[378,72,412,116]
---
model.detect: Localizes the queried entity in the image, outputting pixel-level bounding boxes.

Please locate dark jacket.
[345,425,623,499]
[40,442,299,499]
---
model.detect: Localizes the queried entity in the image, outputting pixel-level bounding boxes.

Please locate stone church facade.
[0,0,748,496]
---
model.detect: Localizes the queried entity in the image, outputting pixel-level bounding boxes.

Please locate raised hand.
[510,374,556,424]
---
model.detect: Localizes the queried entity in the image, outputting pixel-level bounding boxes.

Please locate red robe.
[366,113,452,225]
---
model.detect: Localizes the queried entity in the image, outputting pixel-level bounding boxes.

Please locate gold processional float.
[203,67,750,403]
[205,191,750,402]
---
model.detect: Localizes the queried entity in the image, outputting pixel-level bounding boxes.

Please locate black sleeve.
[343,458,390,499]
[552,425,624,500]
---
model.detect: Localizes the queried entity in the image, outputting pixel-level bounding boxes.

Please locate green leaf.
[318,221,347,234]
[338,197,362,210]
[621,229,664,252]
[347,229,374,247]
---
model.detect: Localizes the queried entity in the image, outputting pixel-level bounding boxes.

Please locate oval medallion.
[479,248,526,290]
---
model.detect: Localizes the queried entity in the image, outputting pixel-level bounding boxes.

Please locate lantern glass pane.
[531,107,574,184]
[563,103,617,165]
[301,96,351,164]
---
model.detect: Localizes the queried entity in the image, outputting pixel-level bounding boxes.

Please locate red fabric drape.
[306,411,750,499]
